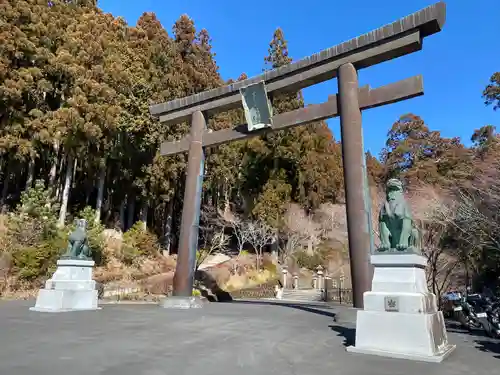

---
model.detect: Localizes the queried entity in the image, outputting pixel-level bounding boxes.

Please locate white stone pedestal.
[30,259,100,312]
[346,254,455,362]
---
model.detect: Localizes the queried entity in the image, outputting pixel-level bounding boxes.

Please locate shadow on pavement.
[475,340,500,359]
[445,320,500,359]
[225,299,337,318]
[195,269,342,320]
[446,323,491,339]
[329,324,355,347]
[329,320,500,356]
[194,270,342,319]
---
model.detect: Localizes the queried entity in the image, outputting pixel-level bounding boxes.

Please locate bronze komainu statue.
[377,178,421,254]
[62,219,92,260]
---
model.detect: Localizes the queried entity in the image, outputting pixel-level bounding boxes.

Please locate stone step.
[282,291,322,296]
[283,289,323,294]
[281,289,323,302]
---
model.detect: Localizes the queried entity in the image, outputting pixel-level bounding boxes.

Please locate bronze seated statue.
[377,178,421,254]
[61,219,92,260]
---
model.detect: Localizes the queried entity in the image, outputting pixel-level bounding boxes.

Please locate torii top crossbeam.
[149,2,445,124]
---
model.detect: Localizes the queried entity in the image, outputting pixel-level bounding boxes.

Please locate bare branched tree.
[285,204,324,255]
[422,221,460,299]
[221,210,253,256]
[246,220,276,270]
[450,188,500,283]
[233,220,253,256]
[455,156,500,288]
[196,205,230,270]
[279,230,305,265]
[455,190,500,249]
[409,185,461,300]
[314,203,348,248]
[196,231,230,271]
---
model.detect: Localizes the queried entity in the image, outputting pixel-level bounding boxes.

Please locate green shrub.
[11,234,66,282]
[7,180,60,245]
[6,181,65,283]
[294,250,326,271]
[121,222,160,264]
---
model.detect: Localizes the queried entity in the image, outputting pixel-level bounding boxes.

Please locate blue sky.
[99,0,499,156]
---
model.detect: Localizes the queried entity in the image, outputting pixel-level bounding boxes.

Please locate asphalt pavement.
[0,299,498,375]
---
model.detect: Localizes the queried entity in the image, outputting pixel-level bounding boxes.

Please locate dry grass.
[0,289,37,300]
[93,233,177,286]
[141,272,174,295]
[224,269,276,291]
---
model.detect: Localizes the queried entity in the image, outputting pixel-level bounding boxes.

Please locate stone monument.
[30,219,100,312]
[346,179,455,362]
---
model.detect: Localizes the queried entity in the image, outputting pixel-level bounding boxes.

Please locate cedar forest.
[1,0,500,297]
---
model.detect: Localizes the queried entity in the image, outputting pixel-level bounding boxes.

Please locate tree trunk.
[103,188,113,225]
[217,182,223,209]
[25,157,35,190]
[307,239,314,256]
[241,192,251,217]
[71,157,78,189]
[94,162,106,224]
[0,159,12,212]
[127,196,136,230]
[140,200,148,231]
[119,195,127,231]
[256,249,262,271]
[163,199,174,254]
[223,182,231,217]
[58,154,74,227]
[55,155,65,200]
[430,252,438,296]
[49,140,60,188]
[85,187,91,206]
[272,156,280,258]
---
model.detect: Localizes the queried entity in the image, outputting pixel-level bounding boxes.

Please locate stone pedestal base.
[347,306,455,362]
[160,296,205,309]
[347,254,455,363]
[30,259,100,313]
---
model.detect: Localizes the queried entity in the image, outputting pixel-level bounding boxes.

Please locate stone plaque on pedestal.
[384,296,399,312]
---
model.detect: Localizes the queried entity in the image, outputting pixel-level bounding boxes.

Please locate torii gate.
[149,2,446,308]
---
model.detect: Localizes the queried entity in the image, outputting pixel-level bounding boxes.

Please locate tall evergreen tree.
[471,125,498,158]
[483,72,500,110]
[380,114,472,185]
[246,28,343,227]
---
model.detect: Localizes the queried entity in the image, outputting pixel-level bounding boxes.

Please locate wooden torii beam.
[150,2,445,124]
[150,2,446,308]
[160,76,423,156]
